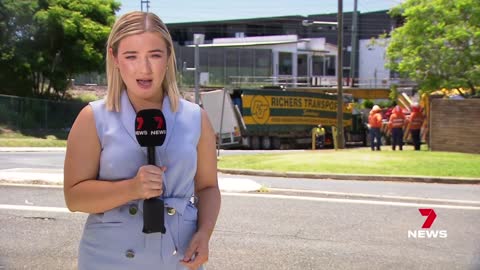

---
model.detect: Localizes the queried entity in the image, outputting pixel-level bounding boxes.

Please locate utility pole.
[301,1,345,149]
[184,44,201,104]
[349,0,358,87]
[336,0,345,149]
[194,43,200,104]
[193,34,204,104]
[183,34,205,104]
[141,0,150,12]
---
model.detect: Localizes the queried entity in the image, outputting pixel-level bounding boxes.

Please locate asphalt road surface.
[0,183,479,270]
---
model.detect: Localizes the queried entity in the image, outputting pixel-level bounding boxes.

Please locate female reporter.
[63,11,220,270]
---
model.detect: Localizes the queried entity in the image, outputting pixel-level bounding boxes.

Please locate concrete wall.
[430,99,480,154]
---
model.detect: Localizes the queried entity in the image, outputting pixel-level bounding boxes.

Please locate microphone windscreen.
[135,109,167,147]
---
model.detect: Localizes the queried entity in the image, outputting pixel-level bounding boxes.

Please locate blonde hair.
[106,11,180,112]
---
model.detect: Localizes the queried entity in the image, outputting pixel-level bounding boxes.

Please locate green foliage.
[377,100,394,109]
[362,99,374,109]
[0,0,120,98]
[389,84,399,101]
[386,0,480,95]
[75,93,99,103]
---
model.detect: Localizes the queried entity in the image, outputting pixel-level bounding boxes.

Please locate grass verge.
[218,148,480,179]
[0,127,67,147]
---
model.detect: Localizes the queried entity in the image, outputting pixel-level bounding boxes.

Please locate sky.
[118,0,404,23]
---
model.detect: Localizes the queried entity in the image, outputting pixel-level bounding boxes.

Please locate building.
[168,10,406,89]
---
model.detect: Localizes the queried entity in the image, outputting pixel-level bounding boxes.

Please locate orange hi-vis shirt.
[389,112,406,129]
[409,111,424,130]
[368,112,383,128]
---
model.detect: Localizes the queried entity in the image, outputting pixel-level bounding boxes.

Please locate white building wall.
[358,38,390,88]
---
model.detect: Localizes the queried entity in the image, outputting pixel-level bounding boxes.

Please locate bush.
[362,99,374,109]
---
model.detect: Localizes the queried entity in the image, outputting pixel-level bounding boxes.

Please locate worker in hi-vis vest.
[408,104,424,151]
[368,105,383,151]
[388,105,406,151]
[312,124,326,149]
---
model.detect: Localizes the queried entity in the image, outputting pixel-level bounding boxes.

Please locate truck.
[200,87,367,149]
[200,89,242,147]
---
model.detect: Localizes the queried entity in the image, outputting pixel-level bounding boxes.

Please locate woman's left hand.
[180,231,210,270]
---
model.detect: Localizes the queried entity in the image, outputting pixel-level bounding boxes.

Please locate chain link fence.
[0,94,86,130]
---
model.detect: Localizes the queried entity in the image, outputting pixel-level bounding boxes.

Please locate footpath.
[1,148,479,190]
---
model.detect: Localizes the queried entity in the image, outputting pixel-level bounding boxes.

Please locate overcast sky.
[118,0,404,23]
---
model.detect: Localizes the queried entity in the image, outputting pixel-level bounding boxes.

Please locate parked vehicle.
[201,87,367,149]
[200,89,242,147]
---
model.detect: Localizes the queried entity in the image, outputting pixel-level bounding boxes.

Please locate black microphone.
[135,109,167,234]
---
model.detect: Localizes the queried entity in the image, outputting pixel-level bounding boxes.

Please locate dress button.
[166,207,176,216]
[129,205,138,215]
[125,249,135,259]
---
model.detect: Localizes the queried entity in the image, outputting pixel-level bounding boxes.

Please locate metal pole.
[194,44,200,104]
[349,0,358,87]
[217,89,227,157]
[336,0,345,149]
[141,0,150,12]
[44,100,48,129]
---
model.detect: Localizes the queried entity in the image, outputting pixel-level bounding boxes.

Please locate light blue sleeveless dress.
[78,90,203,270]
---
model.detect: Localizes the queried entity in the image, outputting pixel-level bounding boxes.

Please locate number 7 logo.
[419,209,437,229]
[136,117,144,130]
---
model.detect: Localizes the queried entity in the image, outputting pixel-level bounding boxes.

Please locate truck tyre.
[261,136,272,150]
[241,137,250,149]
[272,137,281,149]
[365,132,371,147]
[249,136,260,150]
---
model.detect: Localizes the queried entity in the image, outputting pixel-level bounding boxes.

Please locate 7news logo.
[407,209,448,239]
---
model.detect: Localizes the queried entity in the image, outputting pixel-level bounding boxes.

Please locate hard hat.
[394,105,402,113]
[372,105,381,111]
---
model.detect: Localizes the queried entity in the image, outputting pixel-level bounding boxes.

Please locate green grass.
[218,148,480,179]
[73,93,99,103]
[0,127,67,147]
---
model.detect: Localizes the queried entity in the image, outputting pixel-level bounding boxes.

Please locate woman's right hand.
[132,165,167,199]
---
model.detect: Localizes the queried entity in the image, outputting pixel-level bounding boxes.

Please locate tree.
[0,0,38,96]
[0,0,120,98]
[386,0,480,96]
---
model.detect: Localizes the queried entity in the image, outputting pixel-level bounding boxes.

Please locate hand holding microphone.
[135,109,167,234]
[133,165,167,199]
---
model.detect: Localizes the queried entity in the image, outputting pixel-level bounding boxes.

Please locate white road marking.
[1,192,479,213]
[0,182,63,188]
[0,204,71,213]
[221,192,480,210]
[269,188,480,205]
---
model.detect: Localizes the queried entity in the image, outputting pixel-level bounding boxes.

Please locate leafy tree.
[386,0,480,96]
[0,0,120,98]
[0,0,38,96]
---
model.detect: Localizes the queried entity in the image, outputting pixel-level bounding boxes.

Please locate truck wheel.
[272,137,281,149]
[261,136,272,150]
[241,137,250,148]
[249,136,260,150]
[365,132,371,147]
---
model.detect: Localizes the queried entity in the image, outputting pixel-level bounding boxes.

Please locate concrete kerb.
[0,169,264,193]
[0,147,66,152]
[2,148,479,185]
[218,169,480,185]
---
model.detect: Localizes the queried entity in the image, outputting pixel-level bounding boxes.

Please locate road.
[0,151,479,269]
